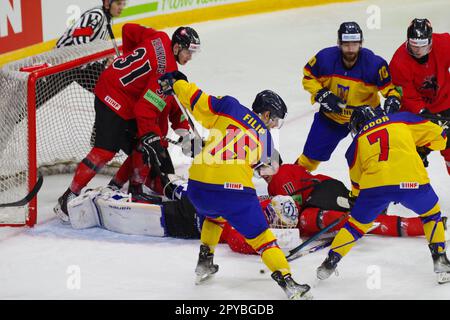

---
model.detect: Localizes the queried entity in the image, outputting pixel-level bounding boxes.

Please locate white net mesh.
[0,41,126,225]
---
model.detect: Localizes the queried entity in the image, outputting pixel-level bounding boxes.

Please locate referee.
[36,1,127,108]
[57,0,127,47]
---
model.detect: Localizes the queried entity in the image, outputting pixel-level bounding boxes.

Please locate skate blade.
[316,269,339,283]
[290,290,313,300]
[195,273,215,285]
[437,272,450,284]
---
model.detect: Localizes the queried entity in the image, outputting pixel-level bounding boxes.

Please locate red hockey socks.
[361,215,424,237]
[441,148,450,175]
[299,207,425,237]
[70,147,115,194]
[111,155,133,187]
[299,208,348,237]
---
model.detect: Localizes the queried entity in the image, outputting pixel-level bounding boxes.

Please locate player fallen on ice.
[223,163,445,255]
[315,106,450,284]
[297,21,401,172]
[157,70,312,300]
[389,18,450,174]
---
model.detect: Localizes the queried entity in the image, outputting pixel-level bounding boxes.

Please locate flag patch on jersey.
[400,182,419,189]
[144,90,166,111]
[224,182,244,190]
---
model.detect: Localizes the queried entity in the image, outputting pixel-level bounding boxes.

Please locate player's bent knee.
[297,154,320,172]
[245,229,277,254]
[347,217,374,235]
[420,202,441,218]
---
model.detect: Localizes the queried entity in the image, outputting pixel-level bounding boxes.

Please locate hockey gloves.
[420,108,450,148]
[417,146,432,168]
[139,132,167,168]
[383,96,401,114]
[158,71,188,95]
[315,88,345,113]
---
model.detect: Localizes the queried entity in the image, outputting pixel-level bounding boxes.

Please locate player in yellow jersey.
[316,106,450,284]
[158,71,312,300]
[297,22,402,172]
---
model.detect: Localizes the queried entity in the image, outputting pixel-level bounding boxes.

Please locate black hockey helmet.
[252,90,287,120]
[407,19,433,58]
[349,106,385,135]
[407,18,432,43]
[172,27,201,52]
[338,22,363,43]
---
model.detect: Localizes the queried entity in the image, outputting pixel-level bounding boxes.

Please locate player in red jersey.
[221,164,433,255]
[389,18,450,174]
[54,23,201,222]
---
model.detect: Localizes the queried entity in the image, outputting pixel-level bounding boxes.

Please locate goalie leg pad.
[68,190,101,229]
[95,196,165,237]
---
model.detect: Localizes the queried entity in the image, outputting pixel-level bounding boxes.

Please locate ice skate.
[195,245,219,285]
[429,244,450,284]
[53,188,77,224]
[271,271,312,300]
[317,251,341,280]
[106,179,122,192]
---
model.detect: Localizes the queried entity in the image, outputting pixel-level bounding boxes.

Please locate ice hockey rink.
[1,0,449,300]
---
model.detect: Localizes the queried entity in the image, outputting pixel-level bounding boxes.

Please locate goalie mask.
[266,195,299,228]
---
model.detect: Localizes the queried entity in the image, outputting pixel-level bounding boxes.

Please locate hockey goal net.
[0,41,126,227]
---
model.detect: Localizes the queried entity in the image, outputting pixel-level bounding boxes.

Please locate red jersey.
[267,164,332,205]
[389,33,450,114]
[95,23,188,139]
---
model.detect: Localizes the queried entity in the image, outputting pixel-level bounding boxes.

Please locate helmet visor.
[408,38,431,58]
[268,116,285,129]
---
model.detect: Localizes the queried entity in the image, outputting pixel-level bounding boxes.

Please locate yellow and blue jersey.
[345,112,447,196]
[303,47,401,124]
[173,80,275,193]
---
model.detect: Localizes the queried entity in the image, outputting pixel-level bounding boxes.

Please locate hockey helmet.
[338,22,363,43]
[252,90,287,120]
[349,106,385,135]
[172,27,201,53]
[407,18,433,58]
[267,195,299,228]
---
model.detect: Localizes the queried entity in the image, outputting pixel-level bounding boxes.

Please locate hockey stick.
[286,212,350,261]
[289,179,321,197]
[165,137,182,147]
[288,239,333,260]
[173,95,203,142]
[0,174,43,208]
[106,23,121,57]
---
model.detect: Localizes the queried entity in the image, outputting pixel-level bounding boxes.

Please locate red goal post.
[0,41,125,227]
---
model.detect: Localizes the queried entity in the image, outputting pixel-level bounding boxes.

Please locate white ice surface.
[1,0,449,300]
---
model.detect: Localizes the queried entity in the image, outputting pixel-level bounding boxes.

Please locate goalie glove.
[315,88,345,113]
[158,71,188,95]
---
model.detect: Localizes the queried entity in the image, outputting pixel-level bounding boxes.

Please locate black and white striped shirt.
[56,6,112,48]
